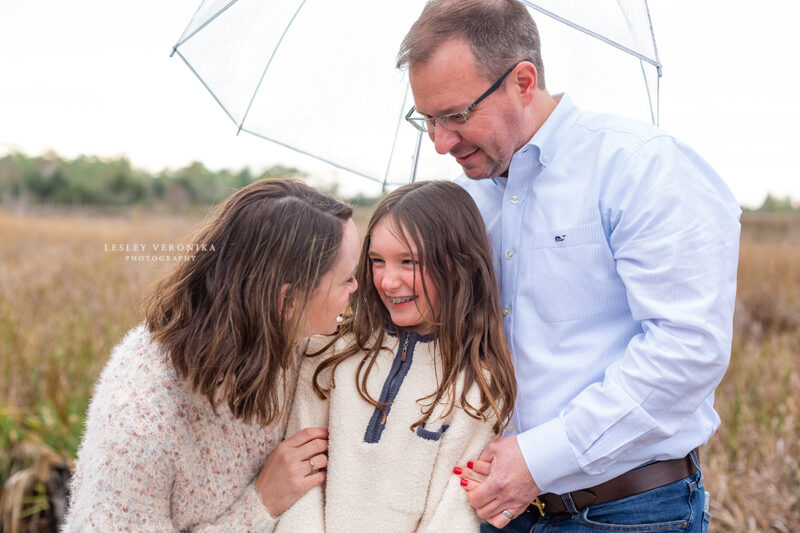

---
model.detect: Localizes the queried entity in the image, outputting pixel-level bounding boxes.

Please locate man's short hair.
[397,0,546,89]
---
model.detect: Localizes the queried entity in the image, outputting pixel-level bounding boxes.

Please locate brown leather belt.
[529,452,698,516]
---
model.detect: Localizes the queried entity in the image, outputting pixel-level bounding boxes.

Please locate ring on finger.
[501,509,516,520]
[309,459,315,474]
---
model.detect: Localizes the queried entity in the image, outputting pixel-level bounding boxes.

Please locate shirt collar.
[386,323,435,343]
[523,92,581,168]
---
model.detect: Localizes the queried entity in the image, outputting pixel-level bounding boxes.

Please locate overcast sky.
[1,0,798,207]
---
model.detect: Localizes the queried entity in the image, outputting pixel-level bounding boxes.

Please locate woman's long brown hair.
[313,181,516,434]
[144,178,352,426]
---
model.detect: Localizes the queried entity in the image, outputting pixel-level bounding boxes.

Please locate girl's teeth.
[389,296,414,303]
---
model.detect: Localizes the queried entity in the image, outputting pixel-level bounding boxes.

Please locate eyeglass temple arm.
[466,62,521,115]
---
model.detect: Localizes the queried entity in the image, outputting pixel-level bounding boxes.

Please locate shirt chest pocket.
[527,222,624,322]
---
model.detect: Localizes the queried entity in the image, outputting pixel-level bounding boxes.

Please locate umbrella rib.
[643,0,661,69]
[237,0,308,135]
[656,66,661,127]
[172,48,240,128]
[240,127,384,185]
[640,59,655,125]
[171,0,239,56]
[520,1,661,68]
[645,0,662,126]
[409,130,423,184]
[382,84,413,189]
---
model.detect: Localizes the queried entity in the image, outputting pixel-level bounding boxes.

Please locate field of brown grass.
[0,208,798,531]
[709,218,800,531]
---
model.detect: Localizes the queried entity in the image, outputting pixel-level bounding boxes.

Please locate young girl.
[275,180,516,533]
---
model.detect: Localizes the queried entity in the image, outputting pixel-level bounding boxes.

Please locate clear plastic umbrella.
[171,0,661,190]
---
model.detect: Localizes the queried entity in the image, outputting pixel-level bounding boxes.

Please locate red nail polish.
[460,478,468,487]
[453,467,463,475]
[467,461,474,469]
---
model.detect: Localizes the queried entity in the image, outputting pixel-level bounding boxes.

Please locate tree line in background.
[743,193,800,214]
[0,151,382,210]
[0,150,794,212]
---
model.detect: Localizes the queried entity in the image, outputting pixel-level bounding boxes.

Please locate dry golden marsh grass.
[0,208,798,531]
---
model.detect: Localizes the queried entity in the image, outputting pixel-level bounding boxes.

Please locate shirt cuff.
[516,417,582,494]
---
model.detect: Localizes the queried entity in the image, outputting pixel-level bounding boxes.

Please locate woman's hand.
[254,427,329,516]
[454,459,490,491]
[455,458,534,528]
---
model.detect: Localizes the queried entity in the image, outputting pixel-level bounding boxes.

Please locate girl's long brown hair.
[145,178,352,426]
[313,181,516,434]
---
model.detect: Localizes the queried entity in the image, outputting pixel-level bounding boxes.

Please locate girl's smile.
[368,219,440,334]
[387,295,416,304]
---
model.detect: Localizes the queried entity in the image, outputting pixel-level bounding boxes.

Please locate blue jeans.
[480,469,709,533]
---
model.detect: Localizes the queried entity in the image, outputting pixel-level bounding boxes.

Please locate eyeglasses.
[405,60,527,133]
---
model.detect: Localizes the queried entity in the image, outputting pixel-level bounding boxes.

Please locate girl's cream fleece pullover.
[276,329,498,533]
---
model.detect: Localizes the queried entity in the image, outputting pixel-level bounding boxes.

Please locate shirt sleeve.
[518,136,741,492]
[273,352,331,533]
[416,388,497,532]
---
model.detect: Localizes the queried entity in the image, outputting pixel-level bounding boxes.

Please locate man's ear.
[514,61,537,106]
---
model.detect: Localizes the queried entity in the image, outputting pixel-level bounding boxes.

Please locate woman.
[63,179,360,532]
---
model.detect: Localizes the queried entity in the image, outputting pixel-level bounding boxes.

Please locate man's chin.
[454,150,507,180]
[462,170,491,180]
[460,162,503,180]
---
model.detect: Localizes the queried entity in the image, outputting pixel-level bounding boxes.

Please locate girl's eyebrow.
[368,250,415,259]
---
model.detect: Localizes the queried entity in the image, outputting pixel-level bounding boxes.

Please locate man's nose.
[432,123,461,155]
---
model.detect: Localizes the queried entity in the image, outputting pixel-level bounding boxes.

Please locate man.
[397,0,740,531]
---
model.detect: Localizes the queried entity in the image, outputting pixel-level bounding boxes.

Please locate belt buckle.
[529,497,546,516]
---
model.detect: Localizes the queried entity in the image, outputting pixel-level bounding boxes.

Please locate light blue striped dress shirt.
[456,94,741,495]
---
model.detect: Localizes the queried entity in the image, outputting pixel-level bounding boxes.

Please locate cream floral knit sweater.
[63,325,295,532]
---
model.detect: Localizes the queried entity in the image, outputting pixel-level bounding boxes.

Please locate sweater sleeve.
[273,349,332,533]
[190,484,276,533]
[61,416,179,532]
[62,333,278,533]
[416,399,496,532]
[65,440,275,533]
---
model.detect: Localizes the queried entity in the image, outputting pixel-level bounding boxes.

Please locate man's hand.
[465,436,541,529]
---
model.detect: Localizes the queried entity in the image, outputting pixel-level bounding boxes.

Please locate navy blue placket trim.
[363,330,429,443]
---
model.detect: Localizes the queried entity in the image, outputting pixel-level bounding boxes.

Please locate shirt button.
[506,250,514,259]
[542,155,550,163]
[505,424,515,433]
[502,307,510,316]
[510,195,520,204]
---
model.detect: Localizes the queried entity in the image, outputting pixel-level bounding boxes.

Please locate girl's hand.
[254,427,329,516]
[454,459,491,491]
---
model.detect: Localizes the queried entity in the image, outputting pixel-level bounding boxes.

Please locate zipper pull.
[400,332,410,361]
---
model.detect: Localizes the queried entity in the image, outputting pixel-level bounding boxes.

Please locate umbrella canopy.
[171,0,661,189]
